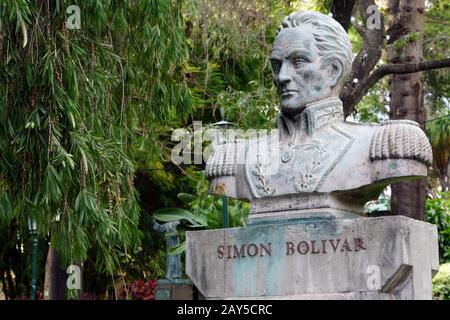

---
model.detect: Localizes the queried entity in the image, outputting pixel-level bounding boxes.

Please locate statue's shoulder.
[369,120,432,166]
[205,143,237,179]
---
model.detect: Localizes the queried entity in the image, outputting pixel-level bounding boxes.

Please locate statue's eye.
[271,61,281,73]
[294,58,308,68]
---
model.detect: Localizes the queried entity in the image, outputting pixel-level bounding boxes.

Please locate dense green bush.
[153,182,250,254]
[433,263,450,300]
[425,192,450,262]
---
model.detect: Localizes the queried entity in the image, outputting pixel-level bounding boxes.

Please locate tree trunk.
[0,272,7,300]
[387,0,427,220]
[445,161,450,191]
[5,268,15,300]
[44,246,67,300]
[447,161,450,192]
[440,165,449,192]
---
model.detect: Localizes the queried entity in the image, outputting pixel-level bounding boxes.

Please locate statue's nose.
[278,63,293,86]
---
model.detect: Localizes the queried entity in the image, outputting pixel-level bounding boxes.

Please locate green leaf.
[153,208,204,227]
[177,192,197,204]
[168,241,186,255]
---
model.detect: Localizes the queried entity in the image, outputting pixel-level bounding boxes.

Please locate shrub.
[425,192,450,262]
[118,280,157,300]
[433,263,450,300]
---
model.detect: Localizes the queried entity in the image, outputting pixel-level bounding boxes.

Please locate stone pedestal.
[155,279,194,300]
[186,216,439,299]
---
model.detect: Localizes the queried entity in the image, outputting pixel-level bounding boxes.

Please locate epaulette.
[369,120,432,166]
[205,143,237,178]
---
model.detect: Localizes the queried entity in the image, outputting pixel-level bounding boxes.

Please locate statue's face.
[271,26,333,115]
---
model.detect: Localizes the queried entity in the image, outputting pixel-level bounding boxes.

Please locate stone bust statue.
[205,11,432,224]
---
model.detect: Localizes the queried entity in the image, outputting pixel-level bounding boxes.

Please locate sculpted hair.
[277,11,354,89]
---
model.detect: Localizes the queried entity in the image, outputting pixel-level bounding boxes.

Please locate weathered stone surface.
[207,100,430,208]
[186,216,438,299]
[155,279,194,300]
[226,292,396,300]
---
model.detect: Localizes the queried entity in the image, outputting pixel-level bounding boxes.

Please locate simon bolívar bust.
[205,11,432,224]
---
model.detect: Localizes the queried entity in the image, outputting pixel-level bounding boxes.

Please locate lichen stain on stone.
[214,183,226,195]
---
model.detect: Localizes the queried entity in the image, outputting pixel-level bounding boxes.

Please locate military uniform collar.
[278,97,344,139]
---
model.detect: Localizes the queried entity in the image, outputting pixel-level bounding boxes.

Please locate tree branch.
[341,0,384,117]
[331,0,357,31]
[332,0,450,117]
[352,19,366,38]
[343,58,450,116]
[377,58,450,75]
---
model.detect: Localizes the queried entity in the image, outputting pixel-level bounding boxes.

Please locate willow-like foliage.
[0,0,191,274]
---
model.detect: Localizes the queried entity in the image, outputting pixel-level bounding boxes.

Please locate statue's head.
[271,11,353,115]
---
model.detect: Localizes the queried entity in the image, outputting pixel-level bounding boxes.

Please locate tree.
[0,0,191,299]
[328,0,450,117]
[423,0,450,193]
[1,0,448,299]
[386,0,426,220]
[327,0,450,220]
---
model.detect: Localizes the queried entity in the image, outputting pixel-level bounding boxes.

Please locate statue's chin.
[280,93,333,115]
[280,105,305,116]
[280,99,307,115]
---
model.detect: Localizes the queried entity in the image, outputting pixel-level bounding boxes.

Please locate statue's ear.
[328,59,343,88]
